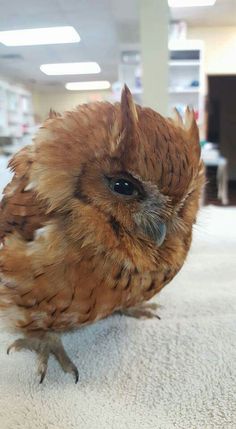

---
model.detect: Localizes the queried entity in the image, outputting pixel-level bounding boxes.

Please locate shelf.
[132,87,200,95]
[169,40,204,51]
[129,87,199,95]
[169,60,200,67]
[169,88,199,94]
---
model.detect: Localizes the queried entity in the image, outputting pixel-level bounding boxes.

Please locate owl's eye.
[107,178,139,197]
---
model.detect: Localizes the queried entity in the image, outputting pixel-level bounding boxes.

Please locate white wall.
[32,89,113,121]
[188,26,236,75]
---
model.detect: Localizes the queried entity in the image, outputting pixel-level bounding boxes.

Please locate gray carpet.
[0,205,235,429]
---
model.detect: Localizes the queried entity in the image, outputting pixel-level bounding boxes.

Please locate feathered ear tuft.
[172,107,184,128]
[48,108,60,119]
[120,85,138,133]
[184,106,196,130]
[184,106,201,161]
[113,85,139,155]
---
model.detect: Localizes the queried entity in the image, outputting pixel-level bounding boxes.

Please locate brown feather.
[0,147,48,242]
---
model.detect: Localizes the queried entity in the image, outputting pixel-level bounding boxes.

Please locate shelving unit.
[0,80,35,148]
[168,40,204,125]
[114,40,205,128]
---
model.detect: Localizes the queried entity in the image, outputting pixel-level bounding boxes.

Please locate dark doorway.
[207,75,236,181]
[206,75,236,205]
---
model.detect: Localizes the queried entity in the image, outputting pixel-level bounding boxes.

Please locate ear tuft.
[172,107,184,128]
[184,106,200,160]
[48,108,60,119]
[120,84,138,131]
[184,106,195,130]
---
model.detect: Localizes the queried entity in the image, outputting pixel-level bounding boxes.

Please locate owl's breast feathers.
[0,213,180,332]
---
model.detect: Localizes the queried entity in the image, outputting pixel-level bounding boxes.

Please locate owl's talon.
[7,333,79,383]
[73,368,79,384]
[7,338,27,355]
[154,314,161,320]
[39,370,46,384]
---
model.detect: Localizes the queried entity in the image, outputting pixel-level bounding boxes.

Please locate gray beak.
[140,219,166,247]
[143,221,167,247]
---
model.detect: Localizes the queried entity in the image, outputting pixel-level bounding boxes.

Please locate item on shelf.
[190,80,199,87]
[169,21,187,42]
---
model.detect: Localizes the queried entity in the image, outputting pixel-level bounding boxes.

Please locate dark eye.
[108,178,139,196]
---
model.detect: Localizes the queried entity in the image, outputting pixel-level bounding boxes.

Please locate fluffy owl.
[0,86,204,383]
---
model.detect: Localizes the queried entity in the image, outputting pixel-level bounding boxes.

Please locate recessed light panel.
[0,26,80,46]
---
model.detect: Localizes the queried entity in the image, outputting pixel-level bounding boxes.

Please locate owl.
[0,85,204,383]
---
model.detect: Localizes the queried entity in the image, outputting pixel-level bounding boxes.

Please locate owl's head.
[31,85,204,260]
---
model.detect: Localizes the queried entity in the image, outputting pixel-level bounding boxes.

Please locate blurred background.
[0,0,236,206]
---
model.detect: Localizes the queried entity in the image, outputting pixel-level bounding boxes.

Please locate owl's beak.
[146,222,166,247]
[139,220,167,247]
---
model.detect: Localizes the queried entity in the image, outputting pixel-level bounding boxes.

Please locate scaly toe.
[120,302,162,319]
[51,346,79,383]
[37,351,50,384]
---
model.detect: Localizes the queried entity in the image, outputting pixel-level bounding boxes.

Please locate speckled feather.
[0,86,205,332]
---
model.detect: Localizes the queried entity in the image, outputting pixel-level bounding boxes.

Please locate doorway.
[206,75,236,204]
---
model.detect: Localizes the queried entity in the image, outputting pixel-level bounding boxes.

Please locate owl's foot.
[119,302,161,319]
[7,332,79,384]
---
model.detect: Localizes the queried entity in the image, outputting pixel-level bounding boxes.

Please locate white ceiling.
[0,0,120,91]
[0,0,235,92]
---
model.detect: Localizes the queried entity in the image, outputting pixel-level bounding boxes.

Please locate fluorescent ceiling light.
[168,0,216,7]
[40,62,101,75]
[65,81,111,91]
[0,26,80,46]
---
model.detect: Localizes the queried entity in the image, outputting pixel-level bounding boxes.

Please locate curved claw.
[73,367,79,384]
[7,345,13,355]
[154,314,161,320]
[39,371,47,384]
[7,339,26,355]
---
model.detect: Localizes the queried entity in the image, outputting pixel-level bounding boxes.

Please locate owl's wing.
[0,146,49,242]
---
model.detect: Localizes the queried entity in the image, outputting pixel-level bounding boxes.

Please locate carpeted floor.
[0,205,235,429]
